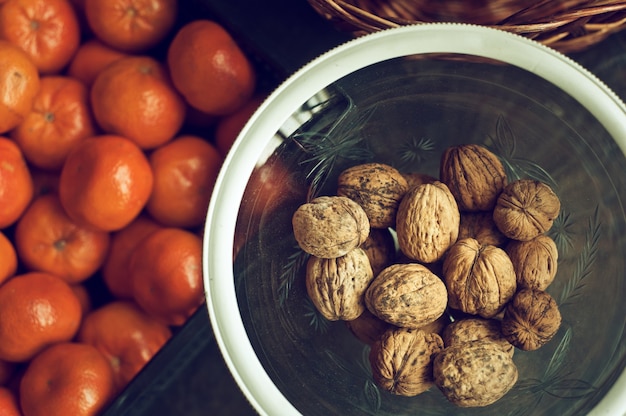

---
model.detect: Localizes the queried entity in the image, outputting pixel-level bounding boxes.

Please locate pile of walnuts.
[291,144,563,408]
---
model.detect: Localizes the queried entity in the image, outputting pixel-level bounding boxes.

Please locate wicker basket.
[308,0,626,53]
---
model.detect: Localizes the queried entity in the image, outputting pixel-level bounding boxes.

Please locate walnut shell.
[501,288,562,351]
[459,211,508,247]
[443,238,517,318]
[402,172,437,190]
[440,144,507,212]
[493,179,560,241]
[396,181,460,263]
[369,327,444,396]
[292,196,370,258]
[419,313,451,336]
[306,248,374,321]
[506,235,558,290]
[442,317,514,357]
[365,263,448,329]
[434,339,518,407]
[337,163,409,228]
[345,309,393,345]
[360,228,397,277]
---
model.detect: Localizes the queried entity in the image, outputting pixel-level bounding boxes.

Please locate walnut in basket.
[396,181,460,263]
[442,317,514,357]
[443,238,517,318]
[401,172,437,190]
[433,339,518,407]
[365,263,448,329]
[506,234,558,290]
[306,247,374,321]
[420,313,451,337]
[458,211,508,247]
[345,308,393,345]
[501,288,562,351]
[359,228,397,277]
[369,327,444,397]
[493,179,560,242]
[440,144,507,212]
[337,162,409,228]
[292,195,370,258]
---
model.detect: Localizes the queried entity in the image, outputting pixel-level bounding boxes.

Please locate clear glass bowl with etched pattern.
[203,24,626,416]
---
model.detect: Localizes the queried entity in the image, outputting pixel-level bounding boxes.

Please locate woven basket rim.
[308,0,626,52]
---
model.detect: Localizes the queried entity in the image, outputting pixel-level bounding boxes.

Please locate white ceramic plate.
[203,23,626,415]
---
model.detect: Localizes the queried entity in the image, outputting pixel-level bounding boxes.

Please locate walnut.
[365,263,448,329]
[360,228,396,277]
[369,327,444,396]
[443,238,517,318]
[402,172,437,190]
[419,313,451,336]
[440,144,507,211]
[292,196,369,258]
[501,288,561,351]
[345,309,393,345]
[394,255,445,287]
[459,211,508,247]
[396,181,460,263]
[337,163,408,228]
[506,235,558,290]
[442,317,514,356]
[433,340,518,407]
[305,248,374,321]
[423,259,444,280]
[493,179,560,241]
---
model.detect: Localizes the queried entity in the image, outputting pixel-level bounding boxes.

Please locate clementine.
[77,300,171,392]
[0,0,81,74]
[130,227,204,326]
[67,0,91,37]
[90,56,186,149]
[0,231,17,285]
[84,0,177,53]
[0,272,82,362]
[0,387,20,416]
[19,342,115,416]
[101,214,161,299]
[70,284,92,317]
[167,19,256,115]
[11,75,96,171]
[58,135,154,231]
[0,361,15,386]
[215,95,264,157]
[66,38,129,87]
[0,137,34,229]
[146,135,223,228]
[14,194,111,284]
[0,40,40,134]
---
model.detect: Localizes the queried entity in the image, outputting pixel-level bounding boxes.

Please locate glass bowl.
[203,23,626,415]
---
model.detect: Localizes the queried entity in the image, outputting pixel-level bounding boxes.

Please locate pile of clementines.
[0,0,264,415]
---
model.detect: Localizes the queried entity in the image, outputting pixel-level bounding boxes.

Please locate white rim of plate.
[203,23,626,416]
